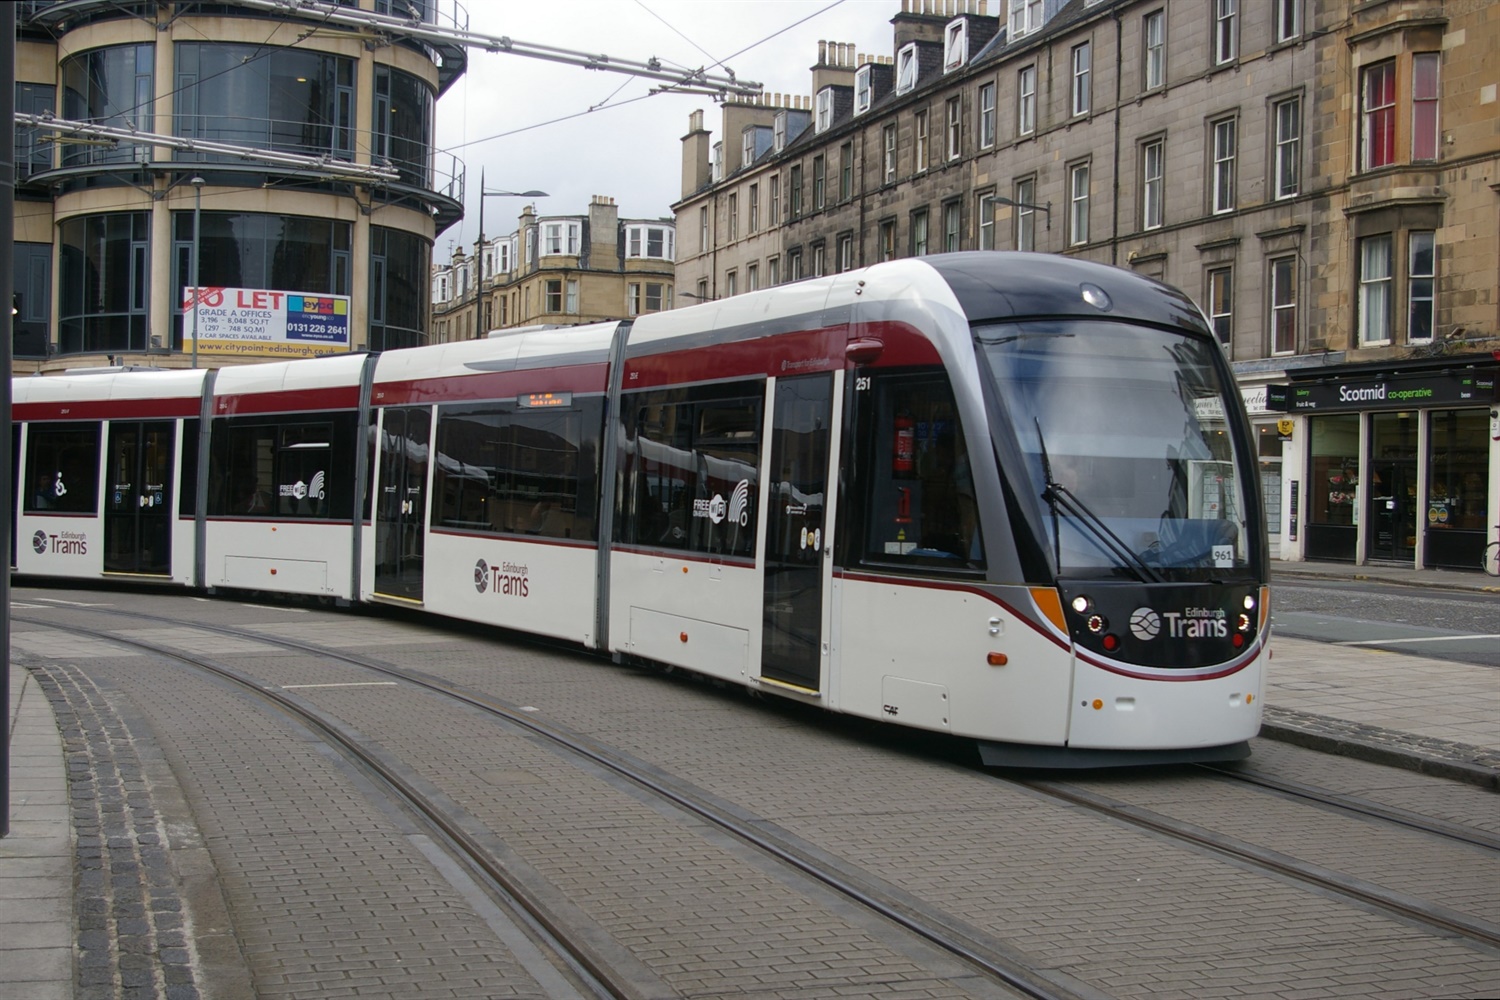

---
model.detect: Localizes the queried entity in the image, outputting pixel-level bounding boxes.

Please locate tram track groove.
[16,614,642,1000]
[1013,777,1500,953]
[17,606,1086,1000]
[1197,763,1500,853]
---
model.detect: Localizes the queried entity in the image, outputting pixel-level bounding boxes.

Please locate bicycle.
[1485,527,1500,577]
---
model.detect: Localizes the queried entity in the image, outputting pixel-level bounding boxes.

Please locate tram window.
[616,384,761,557]
[24,423,101,514]
[433,399,603,541]
[209,414,355,519]
[277,425,333,517]
[847,372,984,571]
[178,419,199,517]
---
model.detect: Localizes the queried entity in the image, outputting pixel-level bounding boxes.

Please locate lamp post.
[473,167,546,336]
[190,175,204,368]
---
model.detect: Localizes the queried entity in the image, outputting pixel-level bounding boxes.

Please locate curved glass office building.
[16,0,467,366]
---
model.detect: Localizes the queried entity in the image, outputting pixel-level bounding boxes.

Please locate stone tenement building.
[675,0,1500,573]
[431,196,676,341]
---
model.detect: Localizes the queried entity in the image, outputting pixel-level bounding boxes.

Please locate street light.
[190,175,204,368]
[989,194,1051,232]
[475,166,547,285]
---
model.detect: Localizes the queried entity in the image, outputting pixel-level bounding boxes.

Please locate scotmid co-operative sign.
[183,286,350,359]
[1269,370,1496,412]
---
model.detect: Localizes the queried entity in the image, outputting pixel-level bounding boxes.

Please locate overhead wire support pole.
[228,0,764,98]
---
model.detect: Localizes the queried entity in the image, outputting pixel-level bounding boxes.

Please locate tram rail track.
[1197,762,1500,853]
[1013,776,1500,953]
[15,605,1085,1000]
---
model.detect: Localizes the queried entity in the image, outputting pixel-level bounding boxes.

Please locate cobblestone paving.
[29,663,202,1000]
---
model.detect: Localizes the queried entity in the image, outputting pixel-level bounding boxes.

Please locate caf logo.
[1129,607,1161,641]
[473,558,489,593]
[32,530,48,555]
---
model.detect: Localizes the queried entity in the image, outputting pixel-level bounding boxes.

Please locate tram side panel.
[607,379,768,685]
[203,408,362,600]
[16,418,108,581]
[420,390,610,644]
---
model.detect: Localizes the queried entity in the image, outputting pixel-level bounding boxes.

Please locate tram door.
[760,374,834,690]
[104,421,174,575]
[374,406,430,601]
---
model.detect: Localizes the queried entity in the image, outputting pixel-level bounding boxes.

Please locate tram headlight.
[1243,593,1257,611]
[1086,614,1108,634]
[1071,595,1092,614]
[1237,613,1252,633]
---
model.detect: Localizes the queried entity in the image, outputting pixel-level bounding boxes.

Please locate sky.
[433,0,906,257]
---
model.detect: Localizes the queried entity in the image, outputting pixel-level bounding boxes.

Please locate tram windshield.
[977,318,1254,582]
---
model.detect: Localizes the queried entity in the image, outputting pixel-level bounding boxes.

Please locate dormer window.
[774,111,787,152]
[815,87,833,133]
[711,141,723,182]
[1008,0,1042,38]
[742,128,755,169]
[540,220,580,256]
[854,65,872,115]
[626,224,675,260]
[944,20,968,72]
[896,43,918,94]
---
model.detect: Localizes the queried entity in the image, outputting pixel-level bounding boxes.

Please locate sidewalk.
[3,561,1497,999]
[2,661,72,1000]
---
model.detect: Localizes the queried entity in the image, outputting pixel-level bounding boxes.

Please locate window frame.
[896,43,919,94]
[1274,0,1300,45]
[882,124,898,184]
[815,87,833,133]
[1412,53,1440,162]
[944,19,968,72]
[978,81,996,149]
[1144,9,1166,91]
[854,65,872,115]
[1211,115,1237,215]
[943,200,961,252]
[1015,177,1037,252]
[1207,265,1233,346]
[1068,163,1090,247]
[1360,59,1396,171]
[1407,230,1435,343]
[1358,233,1393,346]
[1270,255,1298,355]
[977,190,996,250]
[1018,65,1037,136]
[1273,95,1301,199]
[1142,136,1165,230]
[1071,42,1092,117]
[914,109,929,173]
[911,207,930,256]
[1214,0,1238,66]
[945,97,962,160]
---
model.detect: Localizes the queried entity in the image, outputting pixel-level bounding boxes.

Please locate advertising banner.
[183,287,350,358]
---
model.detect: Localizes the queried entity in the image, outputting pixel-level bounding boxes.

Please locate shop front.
[1271,355,1499,571]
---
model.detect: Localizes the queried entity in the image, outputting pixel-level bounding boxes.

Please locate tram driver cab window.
[850,372,983,571]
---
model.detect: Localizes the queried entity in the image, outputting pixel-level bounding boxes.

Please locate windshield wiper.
[1035,418,1164,585]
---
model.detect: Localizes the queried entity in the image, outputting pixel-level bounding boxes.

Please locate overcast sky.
[433,0,906,257]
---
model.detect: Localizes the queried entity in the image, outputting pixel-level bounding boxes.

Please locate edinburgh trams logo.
[1130,606,1228,641]
[474,558,529,597]
[693,479,752,527]
[33,529,87,556]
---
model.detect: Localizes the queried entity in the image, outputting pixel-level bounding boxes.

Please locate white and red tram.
[12,253,1270,765]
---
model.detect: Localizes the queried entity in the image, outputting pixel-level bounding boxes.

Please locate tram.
[12,252,1269,765]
